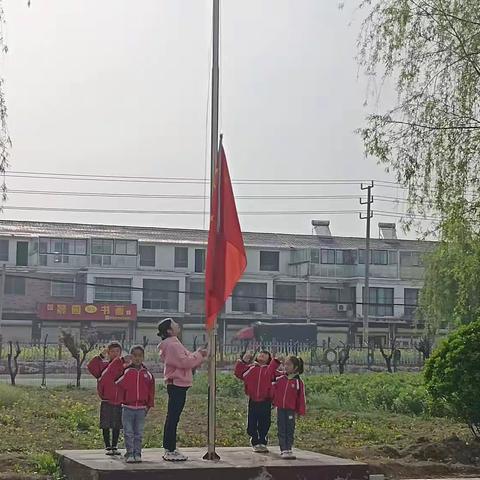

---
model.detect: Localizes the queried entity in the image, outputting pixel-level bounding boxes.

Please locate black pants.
[247,399,272,446]
[163,384,188,452]
[277,409,295,451]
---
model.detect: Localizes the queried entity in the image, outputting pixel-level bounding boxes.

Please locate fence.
[0,340,426,387]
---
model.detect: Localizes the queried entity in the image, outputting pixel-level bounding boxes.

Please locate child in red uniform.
[116,345,155,463]
[234,350,280,452]
[271,355,306,460]
[87,341,126,456]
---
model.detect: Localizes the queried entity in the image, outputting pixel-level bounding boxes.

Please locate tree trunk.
[7,341,21,386]
[76,360,81,388]
[385,357,392,373]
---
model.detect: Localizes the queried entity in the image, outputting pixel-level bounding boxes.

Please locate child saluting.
[271,355,306,460]
[234,350,280,453]
[115,345,155,464]
[87,342,125,456]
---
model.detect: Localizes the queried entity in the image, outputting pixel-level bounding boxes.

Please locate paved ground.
[58,447,369,480]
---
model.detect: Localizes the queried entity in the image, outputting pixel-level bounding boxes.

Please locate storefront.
[37,303,137,342]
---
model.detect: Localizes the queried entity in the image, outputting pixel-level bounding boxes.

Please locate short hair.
[130,345,145,355]
[157,318,173,340]
[257,350,272,364]
[287,355,304,375]
[108,341,122,351]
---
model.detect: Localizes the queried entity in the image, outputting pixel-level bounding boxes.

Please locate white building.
[0,220,434,347]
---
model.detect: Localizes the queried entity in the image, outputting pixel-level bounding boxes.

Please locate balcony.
[39,254,89,268]
[90,255,138,269]
[400,266,424,280]
[288,262,399,279]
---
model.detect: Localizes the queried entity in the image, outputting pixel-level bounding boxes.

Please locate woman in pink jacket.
[158,318,207,461]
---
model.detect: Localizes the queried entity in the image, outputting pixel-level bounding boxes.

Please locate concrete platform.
[57,447,369,480]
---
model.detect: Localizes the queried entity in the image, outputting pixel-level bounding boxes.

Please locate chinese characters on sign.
[38,303,137,321]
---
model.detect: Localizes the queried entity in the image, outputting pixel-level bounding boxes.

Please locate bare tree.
[41,334,48,388]
[61,330,97,388]
[380,338,398,373]
[6,341,21,385]
[416,334,435,362]
[338,344,351,375]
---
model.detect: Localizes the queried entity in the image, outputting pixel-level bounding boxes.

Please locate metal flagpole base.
[203,450,221,461]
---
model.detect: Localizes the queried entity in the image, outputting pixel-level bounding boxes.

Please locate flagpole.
[204,0,220,461]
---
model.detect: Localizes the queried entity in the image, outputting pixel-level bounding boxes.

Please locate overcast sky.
[1,0,409,239]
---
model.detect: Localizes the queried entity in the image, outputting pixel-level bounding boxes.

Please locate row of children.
[87,317,306,463]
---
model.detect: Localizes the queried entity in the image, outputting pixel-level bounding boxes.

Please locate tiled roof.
[0,220,436,251]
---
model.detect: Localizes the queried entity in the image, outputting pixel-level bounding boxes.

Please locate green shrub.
[424,319,480,424]
[58,401,95,432]
[32,452,60,475]
[0,384,23,408]
[190,373,244,397]
[304,373,428,416]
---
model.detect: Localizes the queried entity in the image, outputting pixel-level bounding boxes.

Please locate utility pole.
[360,182,374,354]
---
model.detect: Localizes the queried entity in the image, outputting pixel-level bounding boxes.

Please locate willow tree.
[0,1,10,199]
[358,0,480,223]
[357,0,480,326]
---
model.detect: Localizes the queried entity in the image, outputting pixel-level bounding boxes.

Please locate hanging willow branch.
[357,0,480,233]
[0,1,10,203]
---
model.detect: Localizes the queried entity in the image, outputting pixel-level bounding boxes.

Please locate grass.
[0,373,475,479]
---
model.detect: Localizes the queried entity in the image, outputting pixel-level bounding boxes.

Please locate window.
[321,249,336,264]
[371,250,388,265]
[400,251,423,267]
[0,239,8,261]
[91,239,114,255]
[174,247,189,268]
[359,249,390,265]
[388,251,398,264]
[4,276,25,295]
[319,286,354,303]
[143,279,179,311]
[319,287,340,303]
[39,238,87,255]
[74,240,87,255]
[190,280,205,300]
[404,288,420,319]
[139,245,156,267]
[363,287,394,317]
[260,251,279,271]
[51,280,75,297]
[310,249,320,264]
[94,277,131,303]
[335,249,356,265]
[115,240,137,256]
[195,249,206,273]
[275,284,296,303]
[232,282,267,313]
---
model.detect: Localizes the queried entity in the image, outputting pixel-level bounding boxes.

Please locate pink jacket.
[158,336,204,387]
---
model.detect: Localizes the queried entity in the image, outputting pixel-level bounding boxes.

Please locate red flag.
[205,143,247,330]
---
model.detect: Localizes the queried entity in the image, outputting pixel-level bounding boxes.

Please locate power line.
[1,206,364,215]
[2,190,362,200]
[5,170,406,187]
[5,189,410,204]
[0,205,438,220]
